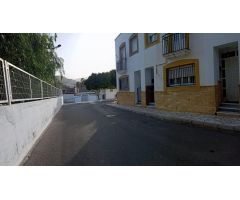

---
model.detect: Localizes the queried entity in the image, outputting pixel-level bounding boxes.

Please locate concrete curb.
[106,103,240,133]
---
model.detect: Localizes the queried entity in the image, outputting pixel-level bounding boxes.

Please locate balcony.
[162,33,190,58]
[116,58,127,74]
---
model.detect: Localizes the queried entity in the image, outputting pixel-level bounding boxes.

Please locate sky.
[55,33,118,80]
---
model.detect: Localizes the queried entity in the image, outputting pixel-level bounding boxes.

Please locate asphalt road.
[24,102,240,166]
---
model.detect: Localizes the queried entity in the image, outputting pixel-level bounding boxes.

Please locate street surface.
[25,102,240,166]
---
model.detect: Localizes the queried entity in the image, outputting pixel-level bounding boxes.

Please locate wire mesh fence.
[42,82,51,98]
[31,76,42,99]
[9,63,31,101]
[0,59,8,103]
[42,82,60,98]
[0,58,62,105]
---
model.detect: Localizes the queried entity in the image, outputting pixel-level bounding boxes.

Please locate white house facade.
[115,33,240,114]
[99,88,117,100]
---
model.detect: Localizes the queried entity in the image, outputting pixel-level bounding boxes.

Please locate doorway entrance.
[145,67,155,105]
[134,70,141,104]
[220,49,239,103]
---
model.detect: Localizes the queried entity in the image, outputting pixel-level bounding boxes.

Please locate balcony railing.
[162,33,189,56]
[116,58,127,73]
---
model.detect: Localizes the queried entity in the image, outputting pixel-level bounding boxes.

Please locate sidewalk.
[107,103,240,133]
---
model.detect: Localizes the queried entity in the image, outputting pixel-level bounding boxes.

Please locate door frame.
[145,66,155,105]
[220,49,239,103]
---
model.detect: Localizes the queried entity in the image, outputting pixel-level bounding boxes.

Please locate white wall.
[115,33,240,93]
[115,33,162,92]
[64,93,98,103]
[0,97,63,165]
[116,34,142,92]
[99,89,117,100]
[105,89,117,99]
[163,33,240,86]
[88,94,98,101]
[75,96,82,103]
[63,94,75,103]
[80,93,97,102]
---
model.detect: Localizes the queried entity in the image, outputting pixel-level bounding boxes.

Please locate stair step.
[218,106,240,112]
[216,111,240,118]
[220,103,240,109]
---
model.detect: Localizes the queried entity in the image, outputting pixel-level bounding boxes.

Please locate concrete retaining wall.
[63,93,98,104]
[0,96,63,165]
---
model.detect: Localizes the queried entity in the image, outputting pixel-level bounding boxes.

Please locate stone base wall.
[117,92,135,106]
[155,86,219,114]
[215,82,222,107]
[141,92,146,107]
[116,84,221,115]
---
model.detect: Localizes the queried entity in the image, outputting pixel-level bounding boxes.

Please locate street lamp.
[50,44,62,86]
[51,44,61,50]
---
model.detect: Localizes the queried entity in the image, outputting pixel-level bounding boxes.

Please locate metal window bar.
[0,58,8,103]
[162,33,189,55]
[168,64,195,87]
[3,60,62,104]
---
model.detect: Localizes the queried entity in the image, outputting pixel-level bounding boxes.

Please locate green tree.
[84,69,116,90]
[0,33,64,85]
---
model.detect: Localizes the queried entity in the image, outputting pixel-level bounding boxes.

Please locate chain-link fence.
[0,58,62,105]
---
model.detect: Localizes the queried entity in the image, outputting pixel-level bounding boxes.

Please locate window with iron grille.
[119,76,129,91]
[167,64,195,87]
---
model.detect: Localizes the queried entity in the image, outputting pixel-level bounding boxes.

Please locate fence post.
[1,59,8,104]
[41,81,43,99]
[29,75,32,99]
[4,61,12,105]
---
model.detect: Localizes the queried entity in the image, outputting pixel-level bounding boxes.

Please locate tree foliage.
[84,70,116,90]
[0,33,64,85]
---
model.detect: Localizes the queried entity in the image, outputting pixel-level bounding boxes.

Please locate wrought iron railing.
[162,33,189,55]
[116,58,127,72]
[0,58,62,105]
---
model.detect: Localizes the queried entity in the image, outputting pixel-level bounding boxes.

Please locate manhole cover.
[106,114,116,118]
